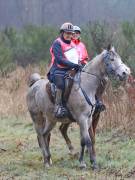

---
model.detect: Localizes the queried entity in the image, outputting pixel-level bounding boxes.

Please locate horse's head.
[102,45,131,81]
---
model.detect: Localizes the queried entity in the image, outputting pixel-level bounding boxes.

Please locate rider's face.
[72,31,81,40]
[63,32,73,40]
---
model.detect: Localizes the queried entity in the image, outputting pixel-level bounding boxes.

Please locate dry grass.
[0,65,46,118]
[99,81,135,137]
[0,66,135,136]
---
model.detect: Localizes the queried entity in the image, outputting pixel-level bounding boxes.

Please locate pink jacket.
[72,39,89,65]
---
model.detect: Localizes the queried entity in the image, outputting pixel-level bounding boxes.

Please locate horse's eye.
[110,58,114,61]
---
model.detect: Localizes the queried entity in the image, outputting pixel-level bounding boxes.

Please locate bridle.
[72,50,127,118]
[81,51,115,81]
[82,50,123,78]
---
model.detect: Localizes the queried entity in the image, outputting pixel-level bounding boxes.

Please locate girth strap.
[80,86,94,108]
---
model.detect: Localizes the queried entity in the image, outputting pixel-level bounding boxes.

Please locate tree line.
[0,21,135,76]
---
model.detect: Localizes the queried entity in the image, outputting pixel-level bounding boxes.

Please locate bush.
[121,21,135,75]
[4,26,58,67]
[87,21,113,53]
[0,31,14,74]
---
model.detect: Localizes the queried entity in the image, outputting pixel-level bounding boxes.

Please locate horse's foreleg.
[79,119,93,169]
[79,140,86,168]
[59,123,74,153]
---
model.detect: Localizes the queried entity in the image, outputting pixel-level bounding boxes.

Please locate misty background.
[0,0,135,28]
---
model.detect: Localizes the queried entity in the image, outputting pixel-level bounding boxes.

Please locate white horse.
[27,45,130,169]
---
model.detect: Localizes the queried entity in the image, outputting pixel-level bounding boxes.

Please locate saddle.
[46,70,76,105]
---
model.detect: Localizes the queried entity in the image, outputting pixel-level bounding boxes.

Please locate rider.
[72,25,89,65]
[47,22,82,118]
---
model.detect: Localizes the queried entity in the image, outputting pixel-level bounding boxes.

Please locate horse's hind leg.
[59,123,74,153]
[29,111,54,167]
[89,111,100,156]
[92,110,100,136]
[37,132,51,148]
[42,119,56,166]
[88,110,101,169]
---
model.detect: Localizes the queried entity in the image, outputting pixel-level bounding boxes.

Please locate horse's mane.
[83,53,102,71]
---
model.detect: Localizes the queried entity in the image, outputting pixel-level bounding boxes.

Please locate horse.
[26,45,130,169]
[58,46,130,169]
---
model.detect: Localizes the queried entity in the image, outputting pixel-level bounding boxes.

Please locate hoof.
[85,149,88,154]
[44,162,51,168]
[69,150,79,157]
[92,163,99,171]
[69,148,74,154]
[79,161,87,169]
[50,158,53,165]
[44,159,52,168]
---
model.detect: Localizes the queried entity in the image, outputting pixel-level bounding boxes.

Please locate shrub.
[0,31,14,75]
[5,26,58,67]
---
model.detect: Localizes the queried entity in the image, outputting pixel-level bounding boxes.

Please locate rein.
[81,70,102,82]
[76,70,96,119]
[81,69,106,88]
[65,70,95,119]
[74,70,96,108]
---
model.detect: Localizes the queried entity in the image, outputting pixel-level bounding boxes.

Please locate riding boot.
[95,96,106,112]
[54,89,68,118]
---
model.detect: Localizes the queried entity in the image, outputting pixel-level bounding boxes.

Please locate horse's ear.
[107,44,111,51]
[111,46,115,52]
[101,48,104,51]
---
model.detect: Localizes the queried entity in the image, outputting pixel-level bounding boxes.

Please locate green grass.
[0,117,135,180]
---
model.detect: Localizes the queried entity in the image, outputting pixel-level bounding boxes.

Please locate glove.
[74,64,83,71]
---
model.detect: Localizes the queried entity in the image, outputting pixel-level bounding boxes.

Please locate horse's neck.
[79,54,105,97]
[83,54,104,75]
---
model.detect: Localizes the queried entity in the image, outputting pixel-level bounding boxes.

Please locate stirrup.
[95,101,106,112]
[54,105,68,118]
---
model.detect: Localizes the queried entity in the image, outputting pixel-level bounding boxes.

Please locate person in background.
[47,22,82,118]
[72,25,89,65]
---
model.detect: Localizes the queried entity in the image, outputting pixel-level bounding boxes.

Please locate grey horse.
[27,46,130,169]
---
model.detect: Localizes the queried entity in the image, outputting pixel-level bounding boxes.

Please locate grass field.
[0,116,135,180]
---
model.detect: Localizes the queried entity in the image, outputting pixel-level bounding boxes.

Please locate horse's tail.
[28,73,41,87]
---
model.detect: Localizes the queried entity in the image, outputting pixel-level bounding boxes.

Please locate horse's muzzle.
[117,72,128,81]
